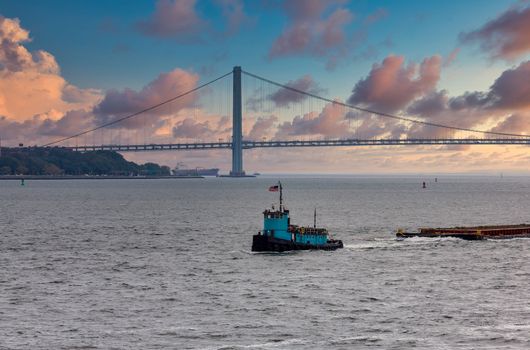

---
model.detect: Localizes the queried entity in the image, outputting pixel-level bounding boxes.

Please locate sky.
[1,0,530,174]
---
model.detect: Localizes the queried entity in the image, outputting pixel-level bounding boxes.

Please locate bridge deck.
[25,138,530,152]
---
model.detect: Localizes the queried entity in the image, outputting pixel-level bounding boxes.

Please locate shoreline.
[0,175,205,180]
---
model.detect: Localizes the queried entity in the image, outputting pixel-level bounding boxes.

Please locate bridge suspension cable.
[41,71,233,147]
[242,70,530,139]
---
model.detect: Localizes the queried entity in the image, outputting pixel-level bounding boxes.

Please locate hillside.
[0,148,170,176]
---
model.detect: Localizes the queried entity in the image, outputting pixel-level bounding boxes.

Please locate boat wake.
[201,337,305,350]
[344,236,463,250]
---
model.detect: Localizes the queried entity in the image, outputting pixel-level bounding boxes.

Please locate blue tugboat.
[252,182,343,252]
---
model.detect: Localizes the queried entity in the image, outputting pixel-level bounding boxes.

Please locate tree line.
[0,148,171,176]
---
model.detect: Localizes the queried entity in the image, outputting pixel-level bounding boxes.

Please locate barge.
[397,224,530,240]
[251,182,343,252]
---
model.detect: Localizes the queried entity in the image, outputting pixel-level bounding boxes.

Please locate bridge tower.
[230,66,245,176]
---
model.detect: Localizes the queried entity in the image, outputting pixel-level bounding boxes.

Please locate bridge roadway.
[51,138,530,152]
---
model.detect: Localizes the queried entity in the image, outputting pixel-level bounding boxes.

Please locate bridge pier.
[229,66,246,177]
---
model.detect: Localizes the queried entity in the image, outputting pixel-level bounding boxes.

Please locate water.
[1,176,530,349]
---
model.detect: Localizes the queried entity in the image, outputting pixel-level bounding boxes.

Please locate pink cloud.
[94,68,199,128]
[136,0,206,40]
[491,113,530,134]
[405,90,494,139]
[460,4,530,60]
[0,109,93,144]
[268,0,353,65]
[320,8,352,50]
[283,0,343,20]
[406,90,449,117]
[136,0,248,40]
[269,23,312,57]
[275,102,349,139]
[172,118,214,139]
[403,61,530,138]
[0,13,225,147]
[269,75,323,107]
[488,60,530,109]
[172,114,232,140]
[443,48,460,67]
[0,16,33,72]
[38,109,94,137]
[215,0,249,35]
[0,115,42,144]
[247,115,278,140]
[409,60,530,116]
[0,14,207,146]
[247,56,530,142]
[344,56,530,139]
[348,55,441,113]
[0,16,101,123]
[352,114,406,139]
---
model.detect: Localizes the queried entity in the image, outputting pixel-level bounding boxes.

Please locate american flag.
[268,185,279,192]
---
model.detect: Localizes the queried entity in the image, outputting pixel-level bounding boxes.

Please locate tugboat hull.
[252,234,343,252]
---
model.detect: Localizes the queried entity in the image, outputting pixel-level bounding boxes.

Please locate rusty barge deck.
[397,224,530,240]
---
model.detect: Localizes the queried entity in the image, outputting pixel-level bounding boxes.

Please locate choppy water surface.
[1,176,530,349]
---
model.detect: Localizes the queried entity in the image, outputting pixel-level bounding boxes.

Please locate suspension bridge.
[13,66,530,176]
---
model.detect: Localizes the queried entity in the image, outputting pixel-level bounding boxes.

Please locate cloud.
[407,60,530,117]
[460,4,530,61]
[275,101,350,139]
[405,90,496,138]
[245,74,324,111]
[268,0,353,66]
[269,75,323,107]
[344,111,407,139]
[172,118,215,139]
[215,0,250,35]
[94,68,199,128]
[136,0,206,40]
[0,115,41,143]
[407,90,449,117]
[246,56,530,142]
[0,16,101,122]
[136,0,248,40]
[0,14,211,146]
[247,115,278,140]
[443,48,460,67]
[488,60,530,109]
[345,56,530,139]
[0,16,60,74]
[282,0,340,19]
[403,60,530,138]
[172,114,232,140]
[0,109,93,144]
[0,13,241,148]
[491,113,530,134]
[0,16,34,72]
[37,109,93,137]
[347,55,441,113]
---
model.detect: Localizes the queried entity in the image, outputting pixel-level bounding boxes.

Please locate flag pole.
[279,181,283,211]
